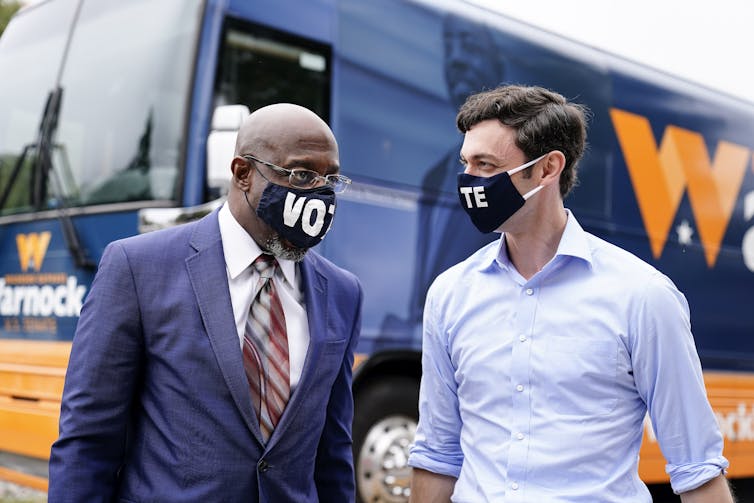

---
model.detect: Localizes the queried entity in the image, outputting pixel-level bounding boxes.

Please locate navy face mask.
[252,182,337,249]
[457,154,545,233]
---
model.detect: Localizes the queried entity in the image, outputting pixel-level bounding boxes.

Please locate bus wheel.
[353,377,419,503]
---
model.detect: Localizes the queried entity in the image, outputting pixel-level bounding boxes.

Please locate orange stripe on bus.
[3,345,754,486]
[640,371,754,482]
[0,467,48,492]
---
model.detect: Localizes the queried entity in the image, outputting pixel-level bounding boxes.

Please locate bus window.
[0,0,77,215]
[213,21,331,124]
[1,0,202,213]
[53,0,202,208]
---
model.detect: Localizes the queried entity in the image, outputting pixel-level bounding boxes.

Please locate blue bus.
[2,0,754,500]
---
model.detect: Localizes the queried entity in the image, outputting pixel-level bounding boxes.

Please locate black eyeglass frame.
[242,154,351,193]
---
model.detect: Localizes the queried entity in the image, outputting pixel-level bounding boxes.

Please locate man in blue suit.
[49,104,363,502]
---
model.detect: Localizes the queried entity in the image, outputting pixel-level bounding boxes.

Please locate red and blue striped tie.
[242,254,290,442]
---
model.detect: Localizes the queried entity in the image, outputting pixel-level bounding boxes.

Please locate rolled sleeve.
[632,273,728,495]
[408,436,463,478]
[408,281,463,478]
[667,457,728,495]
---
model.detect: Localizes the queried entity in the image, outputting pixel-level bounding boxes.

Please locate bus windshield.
[0,0,203,215]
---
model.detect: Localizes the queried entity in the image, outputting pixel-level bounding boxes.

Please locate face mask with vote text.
[457,154,546,233]
[255,182,337,249]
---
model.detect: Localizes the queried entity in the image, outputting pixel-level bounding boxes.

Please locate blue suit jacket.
[49,209,363,502]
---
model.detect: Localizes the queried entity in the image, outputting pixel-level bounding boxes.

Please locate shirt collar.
[554,209,593,267]
[218,203,296,285]
[485,209,594,272]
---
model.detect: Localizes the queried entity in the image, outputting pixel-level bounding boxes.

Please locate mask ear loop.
[243,190,255,211]
[522,185,544,200]
[508,153,547,200]
[507,153,546,176]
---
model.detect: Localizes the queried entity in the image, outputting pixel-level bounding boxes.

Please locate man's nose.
[462,165,478,176]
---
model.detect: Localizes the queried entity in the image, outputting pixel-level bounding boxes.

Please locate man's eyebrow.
[284,158,340,173]
[461,153,502,164]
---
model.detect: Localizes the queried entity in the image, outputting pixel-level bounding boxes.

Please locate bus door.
[202,11,332,199]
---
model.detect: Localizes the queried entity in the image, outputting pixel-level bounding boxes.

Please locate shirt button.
[511,482,519,490]
[516,432,525,440]
[516,384,524,392]
[525,288,534,295]
[519,334,527,342]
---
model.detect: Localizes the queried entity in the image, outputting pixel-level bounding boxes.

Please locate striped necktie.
[242,254,290,442]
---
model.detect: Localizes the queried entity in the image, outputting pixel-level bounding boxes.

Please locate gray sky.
[17,0,752,103]
[468,0,754,104]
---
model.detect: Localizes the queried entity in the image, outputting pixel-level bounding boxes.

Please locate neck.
[503,203,568,280]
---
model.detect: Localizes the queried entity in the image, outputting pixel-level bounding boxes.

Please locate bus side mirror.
[206,104,250,198]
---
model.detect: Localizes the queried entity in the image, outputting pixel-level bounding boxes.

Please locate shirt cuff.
[408,449,462,479]
[667,456,729,494]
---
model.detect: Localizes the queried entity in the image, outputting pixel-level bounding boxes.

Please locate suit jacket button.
[258,459,270,472]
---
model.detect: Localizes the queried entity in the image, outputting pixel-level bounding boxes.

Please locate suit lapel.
[266,253,328,449]
[186,211,264,443]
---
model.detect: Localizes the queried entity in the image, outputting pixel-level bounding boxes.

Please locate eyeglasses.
[243,154,351,193]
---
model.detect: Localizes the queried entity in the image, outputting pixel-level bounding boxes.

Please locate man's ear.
[540,151,566,186]
[231,156,253,191]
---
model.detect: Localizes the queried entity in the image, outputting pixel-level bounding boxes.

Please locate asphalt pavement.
[0,481,46,503]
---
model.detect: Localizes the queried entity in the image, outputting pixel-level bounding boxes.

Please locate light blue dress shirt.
[408,210,728,502]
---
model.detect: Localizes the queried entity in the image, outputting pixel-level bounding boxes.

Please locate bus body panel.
[1,0,754,497]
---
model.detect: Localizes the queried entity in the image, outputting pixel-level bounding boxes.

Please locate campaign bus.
[1,0,754,500]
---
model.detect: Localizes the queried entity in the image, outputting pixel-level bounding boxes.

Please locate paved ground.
[0,478,751,502]
[0,481,46,503]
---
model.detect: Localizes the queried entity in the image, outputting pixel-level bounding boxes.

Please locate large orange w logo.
[16,232,52,272]
[610,108,750,267]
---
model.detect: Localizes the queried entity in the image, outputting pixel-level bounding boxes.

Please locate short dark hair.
[456,85,589,197]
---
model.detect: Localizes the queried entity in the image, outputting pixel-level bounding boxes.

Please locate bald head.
[226,103,341,259]
[234,103,338,161]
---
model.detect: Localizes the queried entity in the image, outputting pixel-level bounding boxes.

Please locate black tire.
[353,376,419,503]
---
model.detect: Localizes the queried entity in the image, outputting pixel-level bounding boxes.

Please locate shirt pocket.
[540,337,619,416]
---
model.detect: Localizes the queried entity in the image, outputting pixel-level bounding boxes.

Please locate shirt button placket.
[506,284,537,500]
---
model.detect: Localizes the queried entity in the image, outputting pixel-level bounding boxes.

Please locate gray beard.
[265,233,307,262]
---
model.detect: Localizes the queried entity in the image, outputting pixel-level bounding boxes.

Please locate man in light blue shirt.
[407,85,732,502]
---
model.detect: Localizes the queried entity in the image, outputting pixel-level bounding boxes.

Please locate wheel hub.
[357,415,416,502]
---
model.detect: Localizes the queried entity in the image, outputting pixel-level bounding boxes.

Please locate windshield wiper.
[0,88,64,211]
[2,87,95,270]
[41,87,95,270]
[0,144,32,210]
[48,140,95,269]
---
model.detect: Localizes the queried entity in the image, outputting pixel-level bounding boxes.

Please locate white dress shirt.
[409,210,727,501]
[218,203,310,390]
